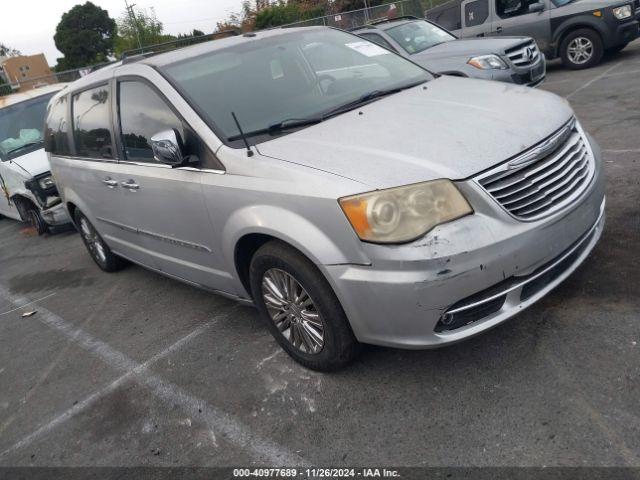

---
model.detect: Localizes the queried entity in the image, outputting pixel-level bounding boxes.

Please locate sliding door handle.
[102,177,118,188]
[120,180,139,190]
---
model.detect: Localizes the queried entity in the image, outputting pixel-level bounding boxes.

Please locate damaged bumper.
[322,135,605,349]
[40,201,70,226]
[24,172,71,226]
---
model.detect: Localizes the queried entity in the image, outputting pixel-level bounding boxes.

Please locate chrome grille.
[477,120,595,220]
[505,39,541,67]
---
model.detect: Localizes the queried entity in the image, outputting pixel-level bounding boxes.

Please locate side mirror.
[150,129,185,166]
[528,2,545,13]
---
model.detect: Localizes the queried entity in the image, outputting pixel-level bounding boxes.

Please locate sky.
[0,0,242,65]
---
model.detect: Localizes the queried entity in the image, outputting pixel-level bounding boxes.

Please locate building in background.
[0,54,56,92]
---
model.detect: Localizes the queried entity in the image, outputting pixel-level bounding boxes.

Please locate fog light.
[439,313,455,325]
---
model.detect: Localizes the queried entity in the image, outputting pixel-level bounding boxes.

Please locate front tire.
[249,240,360,371]
[560,29,603,70]
[27,209,48,235]
[74,210,128,272]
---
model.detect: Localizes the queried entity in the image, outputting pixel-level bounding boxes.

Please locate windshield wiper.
[226,80,428,143]
[227,117,323,141]
[319,80,428,120]
[6,142,42,155]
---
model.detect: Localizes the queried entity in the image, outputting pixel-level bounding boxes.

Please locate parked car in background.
[0,84,70,233]
[352,16,545,86]
[48,27,604,370]
[426,0,640,69]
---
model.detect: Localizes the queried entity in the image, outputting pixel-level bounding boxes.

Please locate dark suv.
[426,0,640,69]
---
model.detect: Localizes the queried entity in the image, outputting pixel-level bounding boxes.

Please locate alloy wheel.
[79,217,107,264]
[567,37,594,65]
[261,268,325,354]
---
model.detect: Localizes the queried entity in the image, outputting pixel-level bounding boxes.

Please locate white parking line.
[566,62,621,99]
[0,286,306,465]
[604,149,640,154]
[0,320,213,458]
[0,292,56,316]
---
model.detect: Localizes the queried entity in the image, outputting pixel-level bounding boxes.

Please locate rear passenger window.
[72,85,113,159]
[496,0,538,18]
[45,95,71,156]
[118,81,184,162]
[465,0,489,26]
[427,2,462,31]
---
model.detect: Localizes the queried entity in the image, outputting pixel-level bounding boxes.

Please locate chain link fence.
[279,0,451,31]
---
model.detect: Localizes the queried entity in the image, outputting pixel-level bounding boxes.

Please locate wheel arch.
[9,194,36,221]
[553,20,605,57]
[226,205,367,299]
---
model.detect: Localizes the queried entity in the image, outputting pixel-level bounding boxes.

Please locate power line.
[124,0,143,49]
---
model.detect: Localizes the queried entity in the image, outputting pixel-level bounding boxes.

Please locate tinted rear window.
[44,95,71,156]
[72,85,113,159]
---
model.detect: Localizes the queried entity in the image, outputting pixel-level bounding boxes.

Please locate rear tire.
[249,240,360,371]
[560,29,603,70]
[74,210,128,272]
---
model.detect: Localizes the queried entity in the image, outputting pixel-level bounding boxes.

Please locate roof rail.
[120,29,241,61]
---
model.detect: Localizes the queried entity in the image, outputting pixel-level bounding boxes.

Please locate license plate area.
[531,62,545,82]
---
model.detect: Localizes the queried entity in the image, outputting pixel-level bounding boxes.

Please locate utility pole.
[124,0,143,50]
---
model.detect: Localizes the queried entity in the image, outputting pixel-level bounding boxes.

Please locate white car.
[0,84,70,233]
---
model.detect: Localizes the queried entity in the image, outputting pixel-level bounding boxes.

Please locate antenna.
[231,112,254,157]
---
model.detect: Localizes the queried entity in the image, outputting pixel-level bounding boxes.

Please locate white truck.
[0,84,70,233]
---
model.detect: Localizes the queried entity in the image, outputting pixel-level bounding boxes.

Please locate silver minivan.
[47,27,605,370]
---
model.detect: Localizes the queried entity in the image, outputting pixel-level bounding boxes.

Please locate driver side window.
[495,0,539,18]
[118,80,185,163]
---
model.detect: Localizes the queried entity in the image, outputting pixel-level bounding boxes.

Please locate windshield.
[160,28,432,146]
[0,92,55,161]
[386,21,456,55]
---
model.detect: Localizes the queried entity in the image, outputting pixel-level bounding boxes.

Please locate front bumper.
[40,202,70,226]
[612,19,639,45]
[323,136,605,349]
[505,56,546,87]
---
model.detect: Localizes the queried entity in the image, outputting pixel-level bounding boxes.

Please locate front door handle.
[496,26,503,33]
[102,177,118,188]
[120,180,139,190]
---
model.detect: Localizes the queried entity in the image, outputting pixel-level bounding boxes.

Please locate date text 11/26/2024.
[232,468,401,478]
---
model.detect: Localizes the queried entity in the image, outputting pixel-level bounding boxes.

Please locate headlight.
[339,180,473,244]
[468,54,508,70]
[38,175,55,190]
[613,4,632,19]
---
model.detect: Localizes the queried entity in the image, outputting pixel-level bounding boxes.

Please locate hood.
[413,37,531,60]
[256,76,573,190]
[7,148,51,177]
